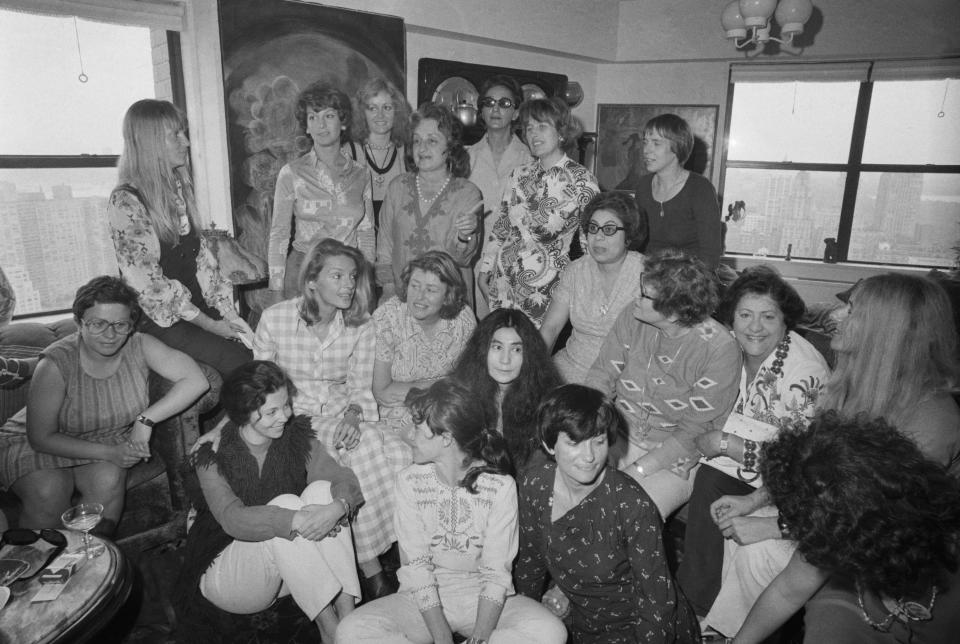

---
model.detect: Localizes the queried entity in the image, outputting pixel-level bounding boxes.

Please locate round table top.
[0,530,133,644]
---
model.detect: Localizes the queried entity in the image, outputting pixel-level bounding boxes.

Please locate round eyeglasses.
[82,318,135,335]
[479,97,517,109]
[587,222,626,237]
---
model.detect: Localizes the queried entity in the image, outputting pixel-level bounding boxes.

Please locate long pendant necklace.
[363,142,397,187]
[654,172,687,217]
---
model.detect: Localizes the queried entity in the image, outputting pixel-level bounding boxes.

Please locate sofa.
[0,319,222,554]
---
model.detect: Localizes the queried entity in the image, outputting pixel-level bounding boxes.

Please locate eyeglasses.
[638,281,656,302]
[479,97,517,109]
[82,318,135,336]
[586,222,625,237]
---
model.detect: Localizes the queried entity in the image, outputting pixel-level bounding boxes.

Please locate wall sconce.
[721,0,813,50]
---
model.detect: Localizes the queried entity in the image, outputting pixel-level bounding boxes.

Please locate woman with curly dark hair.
[585,249,741,518]
[451,308,562,470]
[376,102,483,305]
[732,411,960,643]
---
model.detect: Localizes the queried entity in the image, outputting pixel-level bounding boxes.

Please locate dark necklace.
[857,580,937,632]
[363,143,398,187]
[769,333,791,377]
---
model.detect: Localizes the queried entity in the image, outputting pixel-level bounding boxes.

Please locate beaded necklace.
[856,579,937,632]
[416,173,451,207]
[735,333,791,482]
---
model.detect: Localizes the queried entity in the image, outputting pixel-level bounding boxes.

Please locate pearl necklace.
[416,174,450,205]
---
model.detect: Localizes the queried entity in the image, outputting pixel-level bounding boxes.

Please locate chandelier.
[721,0,814,50]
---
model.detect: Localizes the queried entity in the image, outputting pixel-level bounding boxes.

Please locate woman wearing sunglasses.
[467,75,533,318]
[540,192,647,384]
[0,276,207,535]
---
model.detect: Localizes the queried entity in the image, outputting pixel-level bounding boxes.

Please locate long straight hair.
[116,99,197,245]
[823,274,958,428]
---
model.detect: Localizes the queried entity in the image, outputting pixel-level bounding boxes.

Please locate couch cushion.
[0,320,78,423]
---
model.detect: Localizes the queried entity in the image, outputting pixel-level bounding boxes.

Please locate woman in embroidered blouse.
[108,99,251,377]
[377,103,482,304]
[478,97,599,328]
[516,384,699,644]
[373,251,475,419]
[268,83,375,298]
[337,378,567,644]
[584,250,741,519]
[539,191,647,384]
[451,308,562,473]
[467,74,533,318]
[254,238,410,600]
[633,113,721,270]
[175,360,363,643]
[676,266,829,635]
[343,78,412,227]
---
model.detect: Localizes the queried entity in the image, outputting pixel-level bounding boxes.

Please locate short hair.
[397,251,468,319]
[580,191,647,248]
[295,83,352,141]
[642,249,719,327]
[407,103,471,178]
[405,378,514,492]
[644,114,694,165]
[716,265,806,330]
[351,77,412,147]
[519,97,582,154]
[762,410,960,600]
[72,275,142,325]
[220,360,297,427]
[297,238,373,327]
[537,384,628,452]
[479,75,524,109]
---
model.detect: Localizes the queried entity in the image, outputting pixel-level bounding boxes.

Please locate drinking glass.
[61,503,105,558]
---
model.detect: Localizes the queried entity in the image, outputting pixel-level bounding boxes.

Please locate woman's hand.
[541,584,570,618]
[717,515,782,546]
[129,418,153,446]
[333,416,361,451]
[455,202,482,237]
[477,271,492,304]
[711,493,757,524]
[109,440,151,468]
[292,503,346,540]
[189,417,227,454]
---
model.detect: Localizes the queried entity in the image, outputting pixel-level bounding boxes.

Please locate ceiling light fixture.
[721,0,813,50]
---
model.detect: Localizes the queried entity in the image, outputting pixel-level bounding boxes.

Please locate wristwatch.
[136,414,156,428]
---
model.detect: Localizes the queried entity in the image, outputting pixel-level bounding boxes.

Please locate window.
[0,6,176,317]
[721,61,960,268]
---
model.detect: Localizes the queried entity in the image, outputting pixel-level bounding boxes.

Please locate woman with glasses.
[478,97,599,328]
[467,75,533,317]
[540,192,647,383]
[0,276,207,534]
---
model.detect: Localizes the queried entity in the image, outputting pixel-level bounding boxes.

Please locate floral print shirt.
[108,187,236,327]
[479,154,599,328]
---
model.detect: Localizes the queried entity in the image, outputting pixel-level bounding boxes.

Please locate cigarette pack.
[38,553,84,584]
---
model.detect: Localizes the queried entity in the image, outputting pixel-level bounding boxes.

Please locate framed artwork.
[217,0,404,311]
[595,104,719,192]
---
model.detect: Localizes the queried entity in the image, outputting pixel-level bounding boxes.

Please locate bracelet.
[136,414,156,428]
[719,432,730,457]
[737,438,760,482]
[777,512,792,539]
[337,497,352,519]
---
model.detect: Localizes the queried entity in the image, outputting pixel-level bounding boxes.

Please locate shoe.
[362,570,398,600]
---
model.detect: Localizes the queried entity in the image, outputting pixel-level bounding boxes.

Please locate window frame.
[719,62,960,268]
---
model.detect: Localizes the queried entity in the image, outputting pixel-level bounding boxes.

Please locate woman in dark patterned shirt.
[515,384,699,644]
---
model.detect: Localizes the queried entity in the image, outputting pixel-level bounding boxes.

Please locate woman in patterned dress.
[0,276,207,533]
[268,83,375,298]
[376,103,483,306]
[539,191,647,383]
[515,384,699,644]
[337,378,567,644]
[676,266,829,635]
[372,251,475,420]
[478,97,599,328]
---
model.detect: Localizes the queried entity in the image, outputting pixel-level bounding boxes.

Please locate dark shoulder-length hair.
[762,410,960,600]
[297,238,373,327]
[72,275,142,325]
[580,191,647,249]
[642,249,719,327]
[405,378,514,492]
[716,264,806,330]
[519,97,582,154]
[407,103,471,178]
[295,83,352,140]
[451,308,562,466]
[221,360,297,427]
[537,384,628,452]
[397,250,469,320]
[351,77,412,147]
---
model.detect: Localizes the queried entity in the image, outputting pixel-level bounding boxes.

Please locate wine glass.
[61,503,105,558]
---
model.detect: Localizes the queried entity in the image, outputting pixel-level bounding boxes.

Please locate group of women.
[0,70,956,644]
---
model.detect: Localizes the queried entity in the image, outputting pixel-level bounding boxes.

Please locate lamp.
[721,0,813,50]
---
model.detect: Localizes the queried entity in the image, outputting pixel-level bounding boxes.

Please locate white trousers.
[199,480,361,621]
[336,590,567,644]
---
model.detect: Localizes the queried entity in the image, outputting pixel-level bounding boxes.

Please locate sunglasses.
[586,222,625,237]
[479,97,517,109]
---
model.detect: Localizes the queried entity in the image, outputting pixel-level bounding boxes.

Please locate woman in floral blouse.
[108,99,251,377]
[515,384,699,644]
[678,266,829,636]
[478,97,599,328]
